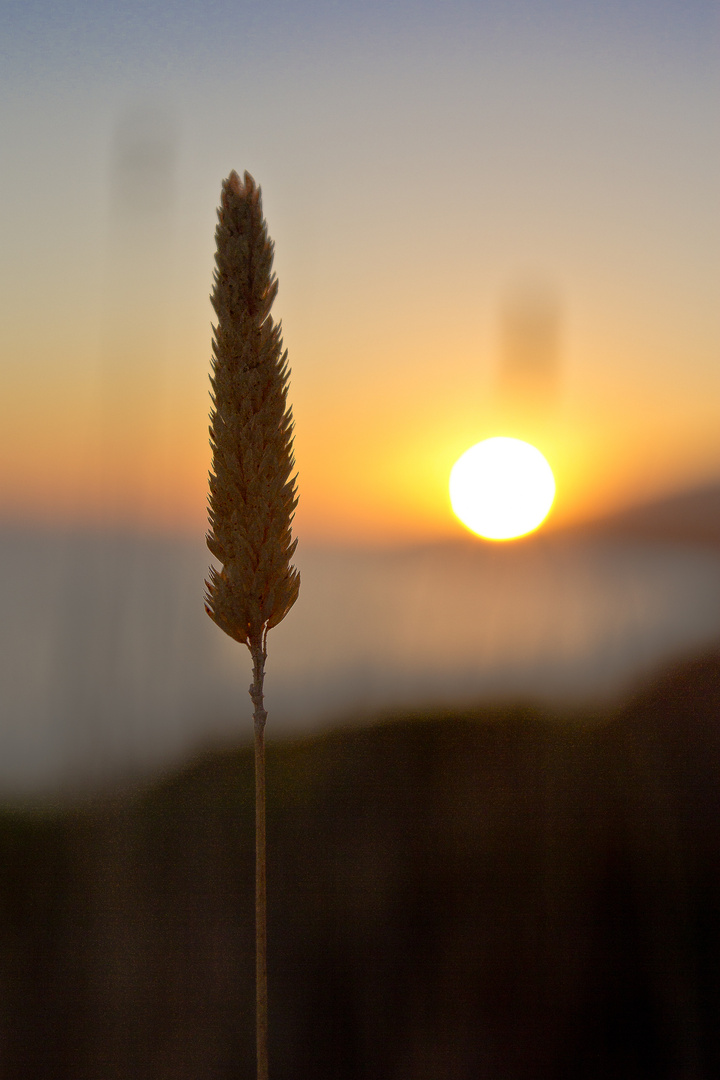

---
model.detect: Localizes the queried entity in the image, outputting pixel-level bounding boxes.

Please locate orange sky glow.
[2,304,719,545]
[1,3,717,545]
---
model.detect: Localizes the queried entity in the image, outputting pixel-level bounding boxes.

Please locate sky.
[1,0,718,544]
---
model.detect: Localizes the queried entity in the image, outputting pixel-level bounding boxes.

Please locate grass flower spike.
[206,169,299,646]
[205,170,299,1080]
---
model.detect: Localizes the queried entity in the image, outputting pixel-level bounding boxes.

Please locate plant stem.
[249,633,268,1080]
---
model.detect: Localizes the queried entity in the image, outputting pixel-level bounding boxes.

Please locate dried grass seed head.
[205,170,299,648]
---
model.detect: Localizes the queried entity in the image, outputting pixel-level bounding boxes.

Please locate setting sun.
[449,437,556,541]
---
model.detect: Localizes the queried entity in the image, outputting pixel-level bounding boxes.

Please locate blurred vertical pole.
[100,102,178,526]
[76,102,179,795]
[87,108,179,1047]
[496,278,561,441]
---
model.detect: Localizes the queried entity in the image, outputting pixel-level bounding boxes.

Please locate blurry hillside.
[4,479,720,794]
[1,651,720,1078]
[568,480,720,546]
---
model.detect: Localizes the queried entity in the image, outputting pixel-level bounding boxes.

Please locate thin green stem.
[249,633,268,1080]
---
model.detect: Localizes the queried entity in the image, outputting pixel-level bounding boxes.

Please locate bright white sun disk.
[449,437,555,540]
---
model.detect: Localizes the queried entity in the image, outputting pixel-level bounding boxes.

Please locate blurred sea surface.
[2,524,720,794]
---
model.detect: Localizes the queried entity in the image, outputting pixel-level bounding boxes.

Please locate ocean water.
[2,525,720,794]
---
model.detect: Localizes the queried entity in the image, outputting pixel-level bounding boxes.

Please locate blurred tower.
[75,104,181,782]
[99,102,178,525]
[496,279,561,433]
[110,106,177,222]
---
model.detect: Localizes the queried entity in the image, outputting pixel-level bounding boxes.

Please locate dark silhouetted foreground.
[1,652,720,1078]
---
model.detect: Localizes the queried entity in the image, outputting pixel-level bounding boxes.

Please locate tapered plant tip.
[225,168,259,193]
